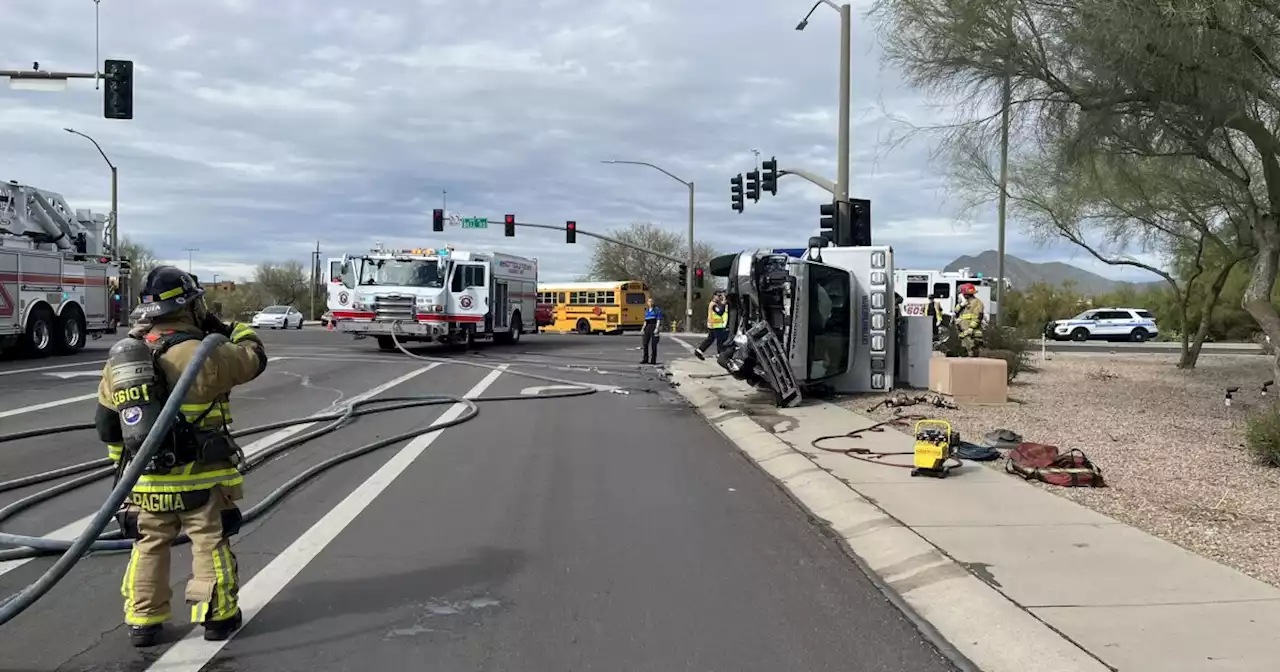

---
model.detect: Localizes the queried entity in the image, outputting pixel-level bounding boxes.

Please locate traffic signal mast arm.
[480,219,689,265]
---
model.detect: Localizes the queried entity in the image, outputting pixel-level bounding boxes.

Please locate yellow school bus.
[536,281,650,334]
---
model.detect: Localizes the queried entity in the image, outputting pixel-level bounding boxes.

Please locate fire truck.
[330,244,537,351]
[0,180,122,358]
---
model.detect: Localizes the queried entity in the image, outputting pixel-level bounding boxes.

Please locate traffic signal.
[819,202,837,244]
[432,209,444,232]
[761,157,778,196]
[745,170,760,202]
[505,214,516,237]
[730,174,744,213]
[566,220,576,243]
[103,59,134,120]
[678,263,688,288]
[694,267,705,289]
[850,198,871,246]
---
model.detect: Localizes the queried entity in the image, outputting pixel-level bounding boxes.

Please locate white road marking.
[0,364,438,579]
[520,384,588,395]
[147,365,508,671]
[669,336,697,353]
[42,371,103,380]
[0,359,108,377]
[0,357,290,420]
[0,394,99,419]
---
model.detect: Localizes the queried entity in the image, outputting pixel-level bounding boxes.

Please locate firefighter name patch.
[122,406,143,425]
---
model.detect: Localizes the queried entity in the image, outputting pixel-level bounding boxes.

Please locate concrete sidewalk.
[666,354,1280,672]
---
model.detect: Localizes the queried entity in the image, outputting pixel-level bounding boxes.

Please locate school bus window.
[626,292,646,305]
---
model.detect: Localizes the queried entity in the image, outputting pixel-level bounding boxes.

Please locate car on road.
[1046,307,1159,342]
[250,305,305,330]
[320,310,333,327]
[535,303,554,330]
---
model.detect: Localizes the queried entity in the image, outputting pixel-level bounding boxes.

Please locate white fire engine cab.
[331,244,537,351]
[894,267,1000,321]
[0,180,121,357]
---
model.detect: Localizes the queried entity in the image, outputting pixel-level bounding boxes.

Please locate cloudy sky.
[1,0,1165,284]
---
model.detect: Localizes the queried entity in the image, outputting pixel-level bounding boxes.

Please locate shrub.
[1244,403,1280,467]
[983,325,1032,383]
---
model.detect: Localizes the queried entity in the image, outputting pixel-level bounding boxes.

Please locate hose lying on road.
[0,325,605,627]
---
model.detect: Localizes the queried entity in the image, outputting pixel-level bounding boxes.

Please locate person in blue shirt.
[641,297,664,365]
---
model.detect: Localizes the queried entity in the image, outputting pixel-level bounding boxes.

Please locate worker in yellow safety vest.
[96,265,268,648]
[954,283,985,356]
[694,290,729,360]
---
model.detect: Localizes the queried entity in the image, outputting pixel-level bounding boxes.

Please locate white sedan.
[250,305,305,330]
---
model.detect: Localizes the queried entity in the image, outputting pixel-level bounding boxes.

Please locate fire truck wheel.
[24,304,56,358]
[510,314,522,343]
[55,306,87,354]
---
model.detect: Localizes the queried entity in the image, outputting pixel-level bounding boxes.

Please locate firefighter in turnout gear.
[95,265,268,647]
[955,283,985,357]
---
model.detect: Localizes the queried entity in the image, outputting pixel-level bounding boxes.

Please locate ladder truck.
[0,180,123,357]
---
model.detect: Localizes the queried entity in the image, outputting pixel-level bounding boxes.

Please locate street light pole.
[796,1,852,215]
[63,128,118,254]
[600,159,697,333]
[184,248,198,273]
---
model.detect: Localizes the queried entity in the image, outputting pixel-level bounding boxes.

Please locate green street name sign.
[461,217,488,229]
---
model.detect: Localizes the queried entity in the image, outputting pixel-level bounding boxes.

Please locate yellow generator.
[911,419,953,478]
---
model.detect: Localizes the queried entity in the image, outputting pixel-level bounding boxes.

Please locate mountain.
[942,251,1163,295]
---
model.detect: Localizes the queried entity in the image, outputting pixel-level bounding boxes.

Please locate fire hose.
[0,324,607,626]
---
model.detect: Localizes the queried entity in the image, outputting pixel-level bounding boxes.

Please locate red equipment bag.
[1005,442,1105,487]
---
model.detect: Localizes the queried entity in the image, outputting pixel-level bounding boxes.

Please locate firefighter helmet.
[959,283,977,296]
[132,265,205,321]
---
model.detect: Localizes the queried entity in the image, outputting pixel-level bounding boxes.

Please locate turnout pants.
[119,485,242,627]
[641,322,660,363]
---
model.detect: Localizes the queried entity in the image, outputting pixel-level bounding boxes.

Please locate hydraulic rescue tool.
[911,419,954,478]
[0,325,610,628]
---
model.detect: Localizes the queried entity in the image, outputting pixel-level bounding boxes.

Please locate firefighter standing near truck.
[954,283,985,357]
[96,265,268,648]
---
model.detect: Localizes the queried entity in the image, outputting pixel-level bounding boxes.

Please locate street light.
[795,0,852,209]
[63,127,118,255]
[600,159,696,333]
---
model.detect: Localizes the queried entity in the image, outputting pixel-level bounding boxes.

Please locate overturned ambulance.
[710,238,933,407]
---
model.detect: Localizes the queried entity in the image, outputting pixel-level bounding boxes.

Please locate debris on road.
[846,353,1280,588]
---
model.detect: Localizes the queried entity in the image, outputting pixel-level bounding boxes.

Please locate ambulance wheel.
[25,305,56,358]
[55,306,87,354]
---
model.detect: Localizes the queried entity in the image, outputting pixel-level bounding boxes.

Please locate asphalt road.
[0,328,955,672]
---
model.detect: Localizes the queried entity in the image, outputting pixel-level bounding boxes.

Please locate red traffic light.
[566,221,576,230]
[505,214,515,224]
[694,267,704,278]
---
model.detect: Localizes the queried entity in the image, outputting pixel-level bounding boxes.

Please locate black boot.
[203,610,243,641]
[129,624,162,648]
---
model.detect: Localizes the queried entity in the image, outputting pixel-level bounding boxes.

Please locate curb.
[669,364,1110,672]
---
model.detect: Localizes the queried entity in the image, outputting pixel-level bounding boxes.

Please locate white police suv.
[1046,307,1159,342]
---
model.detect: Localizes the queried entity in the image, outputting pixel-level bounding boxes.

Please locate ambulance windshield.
[806,265,851,380]
[359,259,444,288]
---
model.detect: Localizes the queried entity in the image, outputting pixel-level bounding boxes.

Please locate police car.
[1046,308,1159,342]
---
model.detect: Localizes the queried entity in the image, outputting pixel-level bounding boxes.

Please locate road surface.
[0,329,955,672]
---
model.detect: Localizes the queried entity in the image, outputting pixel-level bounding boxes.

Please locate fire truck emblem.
[460,296,473,309]
[338,291,349,305]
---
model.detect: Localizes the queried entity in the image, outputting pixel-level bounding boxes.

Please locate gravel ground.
[840,352,1280,589]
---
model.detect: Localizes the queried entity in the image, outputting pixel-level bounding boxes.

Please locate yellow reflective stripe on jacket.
[179,400,232,428]
[132,468,243,494]
[107,443,123,462]
[229,322,256,343]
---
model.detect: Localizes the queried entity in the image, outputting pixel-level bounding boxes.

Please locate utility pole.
[994,11,1015,325]
[311,240,320,320]
[183,248,198,273]
[442,189,447,216]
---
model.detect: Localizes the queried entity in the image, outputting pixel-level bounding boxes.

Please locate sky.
[1,0,1166,285]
